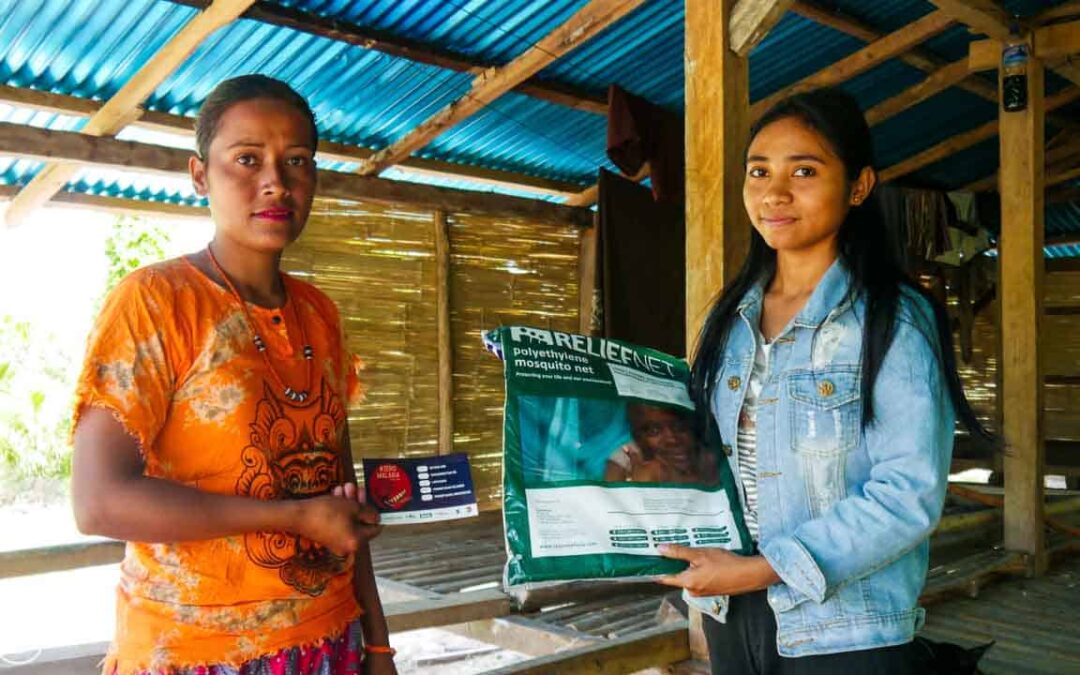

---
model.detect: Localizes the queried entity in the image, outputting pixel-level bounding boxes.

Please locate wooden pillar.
[435,210,454,455]
[998,41,1046,574]
[685,0,751,660]
[578,217,599,335]
[685,0,751,357]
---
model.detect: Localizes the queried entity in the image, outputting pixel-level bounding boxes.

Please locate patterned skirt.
[115,621,363,675]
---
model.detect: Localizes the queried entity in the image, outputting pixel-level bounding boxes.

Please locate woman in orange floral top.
[71,75,395,675]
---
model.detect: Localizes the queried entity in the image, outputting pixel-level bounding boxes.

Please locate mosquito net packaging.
[484,326,751,588]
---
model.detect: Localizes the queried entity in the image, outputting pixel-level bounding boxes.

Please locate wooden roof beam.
[751,10,955,119]
[791,1,1000,102]
[3,0,257,227]
[0,85,584,198]
[730,0,797,56]
[0,120,592,226]
[970,22,1080,68]
[1049,163,1080,187]
[963,131,1080,191]
[163,0,609,115]
[1049,185,1080,203]
[963,130,1080,191]
[927,0,1019,39]
[567,0,784,208]
[938,1,1079,119]
[864,58,970,125]
[356,0,644,176]
[880,87,1080,182]
[1035,1,1080,25]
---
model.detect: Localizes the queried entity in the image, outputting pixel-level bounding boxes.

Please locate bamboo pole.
[435,210,454,456]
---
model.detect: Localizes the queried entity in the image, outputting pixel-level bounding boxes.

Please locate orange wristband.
[364,644,396,657]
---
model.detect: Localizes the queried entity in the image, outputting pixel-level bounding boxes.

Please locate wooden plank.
[578,218,598,334]
[1048,163,1080,188]
[487,621,690,675]
[751,10,954,119]
[998,46,1047,574]
[356,0,645,175]
[0,540,124,579]
[791,0,993,99]
[0,184,208,219]
[0,120,190,174]
[685,1,748,659]
[920,549,1023,605]
[435,210,454,456]
[3,0,256,227]
[3,641,110,675]
[864,59,970,125]
[972,33,1080,74]
[0,120,592,225]
[318,171,593,226]
[384,588,511,633]
[449,616,604,657]
[1036,20,1080,60]
[729,0,796,57]
[164,0,608,115]
[929,0,1012,40]
[963,131,1080,192]
[789,1,878,42]
[1035,1,1080,25]
[969,37,999,70]
[564,184,599,208]
[1049,186,1080,203]
[686,0,751,357]
[787,2,1080,128]
[880,87,1079,182]
[0,85,585,198]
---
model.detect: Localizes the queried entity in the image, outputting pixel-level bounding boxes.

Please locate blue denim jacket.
[686,259,955,657]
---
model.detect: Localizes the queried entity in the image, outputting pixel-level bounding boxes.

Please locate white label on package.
[607,362,693,409]
[525,486,742,559]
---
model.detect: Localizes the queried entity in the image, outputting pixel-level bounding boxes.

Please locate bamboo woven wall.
[448,211,581,508]
[958,270,1080,441]
[283,198,581,510]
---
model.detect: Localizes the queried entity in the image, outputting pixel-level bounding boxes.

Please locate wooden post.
[998,39,1046,574]
[685,0,751,660]
[435,210,454,456]
[578,217,599,335]
[685,0,751,356]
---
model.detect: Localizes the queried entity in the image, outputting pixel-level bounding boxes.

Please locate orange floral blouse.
[73,257,365,674]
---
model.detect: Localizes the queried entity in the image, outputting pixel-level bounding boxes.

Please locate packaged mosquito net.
[484,326,751,588]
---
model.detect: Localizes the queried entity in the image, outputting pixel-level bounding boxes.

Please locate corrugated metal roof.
[1049,202,1080,236]
[0,0,1075,246]
[277,0,593,66]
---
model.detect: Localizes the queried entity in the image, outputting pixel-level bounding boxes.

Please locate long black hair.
[689,88,993,445]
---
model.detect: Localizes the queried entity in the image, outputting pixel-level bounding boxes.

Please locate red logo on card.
[369,463,413,510]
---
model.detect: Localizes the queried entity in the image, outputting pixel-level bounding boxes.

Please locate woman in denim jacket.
[657,89,992,673]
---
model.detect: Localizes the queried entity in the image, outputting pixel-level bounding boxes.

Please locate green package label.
[483,326,752,587]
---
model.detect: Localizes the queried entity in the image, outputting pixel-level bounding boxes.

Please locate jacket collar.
[736,257,855,329]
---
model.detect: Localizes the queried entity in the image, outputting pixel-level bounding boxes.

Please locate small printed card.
[362,453,479,525]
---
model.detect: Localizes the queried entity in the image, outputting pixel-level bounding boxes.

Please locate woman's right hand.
[293,495,381,557]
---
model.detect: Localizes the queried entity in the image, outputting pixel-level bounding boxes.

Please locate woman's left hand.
[363,652,398,675]
[655,545,781,597]
[331,482,383,544]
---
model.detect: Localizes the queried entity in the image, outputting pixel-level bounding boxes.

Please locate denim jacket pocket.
[787,366,860,518]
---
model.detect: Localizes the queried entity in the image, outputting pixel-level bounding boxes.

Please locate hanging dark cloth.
[606,85,685,204]
[597,169,686,356]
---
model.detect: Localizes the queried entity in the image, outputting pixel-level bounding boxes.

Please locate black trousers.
[704,590,920,675]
